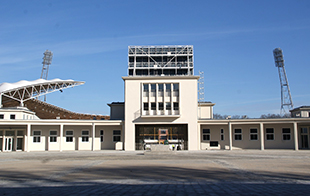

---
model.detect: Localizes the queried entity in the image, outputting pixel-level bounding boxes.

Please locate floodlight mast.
[273,48,293,114]
[40,50,53,102]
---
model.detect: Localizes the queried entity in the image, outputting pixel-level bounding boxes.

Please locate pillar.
[260,123,264,150]
[229,122,232,150]
[60,124,63,152]
[294,122,298,151]
[92,123,95,151]
[27,124,31,152]
[0,93,3,108]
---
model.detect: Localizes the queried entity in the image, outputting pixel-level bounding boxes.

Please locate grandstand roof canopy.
[0,78,85,107]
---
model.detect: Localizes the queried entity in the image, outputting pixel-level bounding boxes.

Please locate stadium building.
[0,45,310,152]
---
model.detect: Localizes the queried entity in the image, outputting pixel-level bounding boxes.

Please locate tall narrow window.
[202,129,210,141]
[33,131,41,143]
[173,102,179,110]
[143,84,149,97]
[173,83,179,96]
[66,130,74,142]
[158,84,163,96]
[234,129,242,140]
[250,128,258,140]
[282,128,291,140]
[82,130,89,142]
[151,102,156,110]
[100,130,104,142]
[221,129,224,141]
[113,130,121,142]
[151,84,156,97]
[165,84,171,96]
[158,102,164,110]
[266,128,274,140]
[50,131,57,142]
[166,102,171,110]
[143,103,149,111]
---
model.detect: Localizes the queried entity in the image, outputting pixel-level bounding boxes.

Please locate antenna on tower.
[198,71,205,103]
[273,48,293,114]
[40,50,53,102]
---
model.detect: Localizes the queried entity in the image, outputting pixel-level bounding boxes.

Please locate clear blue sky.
[1,0,310,117]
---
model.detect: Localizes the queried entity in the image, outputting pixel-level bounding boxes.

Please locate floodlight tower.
[40,50,53,101]
[198,71,205,103]
[273,48,293,114]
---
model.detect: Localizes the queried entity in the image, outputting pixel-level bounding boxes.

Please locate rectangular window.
[221,129,224,141]
[166,102,171,110]
[0,114,4,119]
[158,84,163,96]
[143,84,149,92]
[151,84,156,96]
[113,130,121,142]
[33,131,41,143]
[143,103,149,111]
[173,83,179,91]
[100,130,104,142]
[173,102,179,110]
[282,128,291,140]
[82,130,89,142]
[250,128,258,140]
[202,129,210,141]
[158,102,164,110]
[50,130,57,142]
[66,130,73,142]
[10,114,15,119]
[151,102,156,110]
[165,84,171,96]
[266,128,274,140]
[234,129,242,140]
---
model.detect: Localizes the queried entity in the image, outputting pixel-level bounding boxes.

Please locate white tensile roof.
[0,78,85,106]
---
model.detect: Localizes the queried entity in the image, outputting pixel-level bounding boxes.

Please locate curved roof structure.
[0,78,85,107]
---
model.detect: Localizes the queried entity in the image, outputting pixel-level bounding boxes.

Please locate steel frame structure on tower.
[40,50,53,102]
[128,45,193,76]
[273,48,293,114]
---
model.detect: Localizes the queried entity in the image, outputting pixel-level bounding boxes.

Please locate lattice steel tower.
[273,48,293,114]
[198,71,205,102]
[40,50,53,101]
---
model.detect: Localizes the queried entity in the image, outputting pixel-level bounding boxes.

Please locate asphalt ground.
[0,150,309,195]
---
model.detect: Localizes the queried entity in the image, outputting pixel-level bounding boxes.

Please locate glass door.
[4,137,14,151]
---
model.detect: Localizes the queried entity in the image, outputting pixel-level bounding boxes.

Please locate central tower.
[128,45,193,76]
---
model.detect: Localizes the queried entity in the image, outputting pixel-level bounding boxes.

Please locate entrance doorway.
[4,137,14,151]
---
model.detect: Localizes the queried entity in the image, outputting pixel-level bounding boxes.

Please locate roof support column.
[60,124,63,152]
[92,123,95,151]
[260,123,265,150]
[0,93,3,108]
[26,124,31,152]
[229,122,232,150]
[294,122,298,151]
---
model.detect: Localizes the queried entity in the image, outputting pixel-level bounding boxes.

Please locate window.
[166,103,171,110]
[151,102,156,110]
[266,128,274,140]
[173,102,179,110]
[143,84,149,92]
[158,102,163,110]
[220,129,224,141]
[50,131,57,142]
[165,84,171,96]
[100,130,104,142]
[82,130,89,142]
[151,84,156,96]
[66,130,73,142]
[234,129,242,140]
[33,131,41,143]
[158,84,163,96]
[143,103,149,111]
[113,130,121,142]
[10,114,15,119]
[282,128,291,140]
[250,128,258,140]
[173,83,179,91]
[0,114,4,119]
[202,129,210,141]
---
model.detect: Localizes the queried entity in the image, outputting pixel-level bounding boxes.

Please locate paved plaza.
[0,150,309,195]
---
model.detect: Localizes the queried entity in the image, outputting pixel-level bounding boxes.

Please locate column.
[60,124,63,152]
[229,122,232,150]
[294,122,298,151]
[0,93,3,108]
[92,123,95,151]
[260,123,264,150]
[27,124,31,152]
